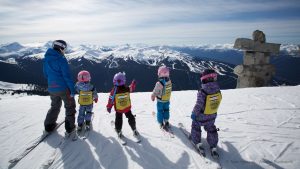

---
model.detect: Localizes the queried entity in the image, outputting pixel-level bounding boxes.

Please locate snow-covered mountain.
[0,42,235,73]
[1,85,299,169]
[0,42,239,92]
[0,42,299,92]
[0,42,299,62]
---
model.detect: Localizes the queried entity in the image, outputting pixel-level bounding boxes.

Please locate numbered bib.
[78,91,93,105]
[204,92,222,115]
[115,92,131,111]
[161,83,172,101]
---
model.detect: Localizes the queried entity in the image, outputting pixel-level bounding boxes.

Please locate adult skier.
[43,40,77,140]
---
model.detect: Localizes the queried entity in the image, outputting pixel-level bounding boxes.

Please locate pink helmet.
[113,72,126,86]
[157,66,170,77]
[77,70,91,82]
[200,69,217,84]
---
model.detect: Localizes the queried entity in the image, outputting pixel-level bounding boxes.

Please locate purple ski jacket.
[192,82,221,121]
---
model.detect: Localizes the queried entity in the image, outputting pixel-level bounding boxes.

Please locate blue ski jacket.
[43,48,75,95]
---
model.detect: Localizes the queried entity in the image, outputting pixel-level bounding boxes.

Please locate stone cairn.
[233,30,281,88]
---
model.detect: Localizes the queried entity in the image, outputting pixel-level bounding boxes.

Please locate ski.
[78,113,94,140]
[178,122,206,157]
[78,124,91,140]
[210,148,222,169]
[178,122,222,169]
[161,124,175,138]
[152,112,175,138]
[42,128,79,169]
[41,135,71,169]
[132,135,141,143]
[8,120,65,167]
[82,125,91,140]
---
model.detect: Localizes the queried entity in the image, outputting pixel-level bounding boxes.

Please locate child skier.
[190,69,222,158]
[106,72,139,141]
[151,65,172,129]
[75,70,98,131]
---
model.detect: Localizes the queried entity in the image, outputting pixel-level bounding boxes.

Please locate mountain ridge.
[0,42,299,93]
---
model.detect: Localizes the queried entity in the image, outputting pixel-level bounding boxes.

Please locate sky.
[0,0,300,45]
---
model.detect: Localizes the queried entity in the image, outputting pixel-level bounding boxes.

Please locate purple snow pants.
[191,113,218,148]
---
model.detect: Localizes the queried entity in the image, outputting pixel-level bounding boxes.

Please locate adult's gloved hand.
[94,98,98,103]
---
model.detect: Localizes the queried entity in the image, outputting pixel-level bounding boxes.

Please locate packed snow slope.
[0,86,300,169]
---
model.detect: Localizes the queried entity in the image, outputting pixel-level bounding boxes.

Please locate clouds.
[0,0,300,45]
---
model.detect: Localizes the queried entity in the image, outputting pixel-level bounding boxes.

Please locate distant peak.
[1,42,24,51]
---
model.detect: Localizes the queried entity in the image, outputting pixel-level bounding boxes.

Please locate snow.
[0,86,300,169]
[0,81,30,90]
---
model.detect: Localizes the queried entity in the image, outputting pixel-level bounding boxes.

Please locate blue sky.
[0,0,300,45]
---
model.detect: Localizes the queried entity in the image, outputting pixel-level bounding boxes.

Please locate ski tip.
[8,159,18,164]
[8,162,18,169]
[135,139,142,143]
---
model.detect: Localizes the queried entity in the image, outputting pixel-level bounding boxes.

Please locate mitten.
[107,107,112,113]
[191,113,196,121]
[130,80,136,91]
[151,95,155,101]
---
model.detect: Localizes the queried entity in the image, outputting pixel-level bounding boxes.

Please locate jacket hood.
[44,48,63,61]
[201,82,220,94]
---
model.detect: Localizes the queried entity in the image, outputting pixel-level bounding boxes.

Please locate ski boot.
[116,130,126,145]
[210,147,219,159]
[77,124,83,132]
[164,121,170,129]
[85,121,91,130]
[44,122,58,133]
[65,129,78,141]
[196,143,206,156]
[133,129,140,137]
[159,123,164,129]
[133,129,141,143]
[115,129,123,139]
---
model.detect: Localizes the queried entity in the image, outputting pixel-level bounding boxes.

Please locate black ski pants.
[115,111,136,133]
[44,90,76,133]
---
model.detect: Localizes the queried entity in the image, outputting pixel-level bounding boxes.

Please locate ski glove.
[191,113,196,121]
[94,98,98,103]
[151,95,155,101]
[130,79,136,92]
[107,107,112,113]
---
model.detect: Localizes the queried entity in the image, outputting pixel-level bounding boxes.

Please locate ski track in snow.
[0,86,300,169]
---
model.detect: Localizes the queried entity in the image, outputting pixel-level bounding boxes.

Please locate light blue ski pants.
[156,101,170,124]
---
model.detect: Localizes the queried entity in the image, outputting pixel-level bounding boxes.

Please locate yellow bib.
[78,91,93,105]
[161,83,172,101]
[115,92,131,111]
[204,92,222,115]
